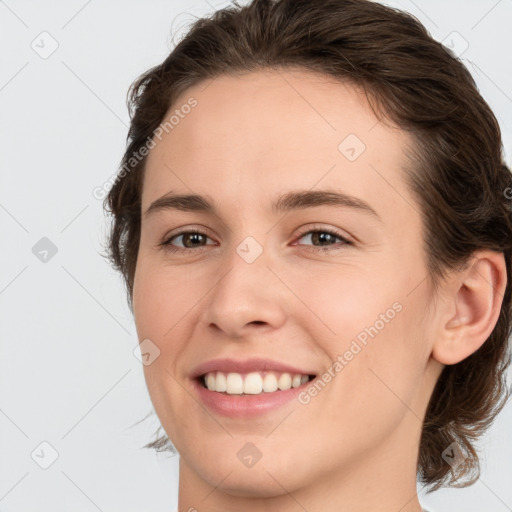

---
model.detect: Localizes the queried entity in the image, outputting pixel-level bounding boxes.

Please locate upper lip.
[190,357,316,379]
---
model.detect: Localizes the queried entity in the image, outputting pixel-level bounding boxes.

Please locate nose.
[201,240,289,340]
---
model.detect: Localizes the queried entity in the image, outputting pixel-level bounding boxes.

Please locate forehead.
[142,68,416,222]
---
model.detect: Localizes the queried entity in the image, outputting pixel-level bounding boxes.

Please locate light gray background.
[1,0,511,510]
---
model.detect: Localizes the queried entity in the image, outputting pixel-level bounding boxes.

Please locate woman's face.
[133,69,443,500]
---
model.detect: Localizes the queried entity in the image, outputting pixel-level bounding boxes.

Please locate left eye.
[294,229,351,252]
[159,227,351,254]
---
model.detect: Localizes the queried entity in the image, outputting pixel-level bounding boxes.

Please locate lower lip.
[191,377,314,418]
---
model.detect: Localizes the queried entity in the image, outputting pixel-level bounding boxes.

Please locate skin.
[132,68,507,512]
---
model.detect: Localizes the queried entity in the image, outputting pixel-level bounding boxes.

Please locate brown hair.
[103,0,512,492]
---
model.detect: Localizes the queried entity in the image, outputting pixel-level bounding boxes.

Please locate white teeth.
[278,373,292,390]
[243,372,263,394]
[263,373,278,392]
[203,371,311,395]
[206,373,216,390]
[215,372,227,392]
[292,374,302,388]
[226,373,243,394]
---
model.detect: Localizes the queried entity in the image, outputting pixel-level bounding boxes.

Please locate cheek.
[295,262,405,349]
[306,313,424,459]
[299,263,428,416]
[132,255,195,340]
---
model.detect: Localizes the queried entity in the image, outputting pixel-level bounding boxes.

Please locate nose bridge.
[203,233,288,337]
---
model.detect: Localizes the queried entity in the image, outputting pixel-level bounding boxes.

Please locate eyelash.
[158,226,352,254]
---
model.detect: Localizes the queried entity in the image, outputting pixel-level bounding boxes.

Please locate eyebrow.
[143,189,381,221]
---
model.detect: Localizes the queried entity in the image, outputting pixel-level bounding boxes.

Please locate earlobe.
[431,251,507,366]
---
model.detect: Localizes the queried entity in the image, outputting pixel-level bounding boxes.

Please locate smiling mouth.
[198,371,316,395]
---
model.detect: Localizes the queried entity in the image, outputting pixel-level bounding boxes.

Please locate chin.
[197,464,302,498]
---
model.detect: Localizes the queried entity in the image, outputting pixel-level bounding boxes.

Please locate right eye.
[159,229,216,253]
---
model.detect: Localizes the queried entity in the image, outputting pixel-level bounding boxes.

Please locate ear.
[431,250,508,365]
